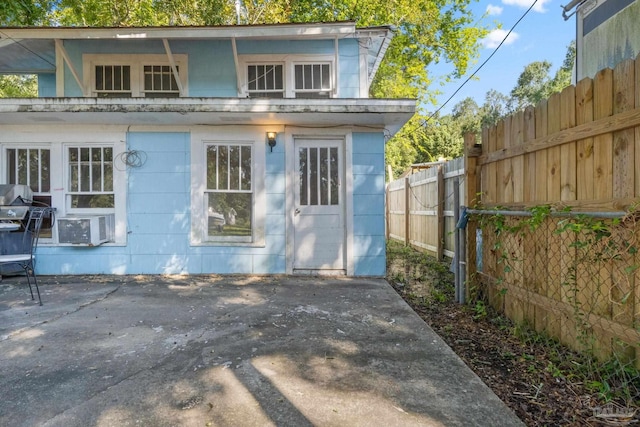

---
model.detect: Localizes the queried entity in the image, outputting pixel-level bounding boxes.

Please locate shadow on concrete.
[0,275,524,427]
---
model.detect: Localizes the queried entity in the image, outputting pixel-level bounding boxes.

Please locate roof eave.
[0,22,363,40]
[0,97,416,137]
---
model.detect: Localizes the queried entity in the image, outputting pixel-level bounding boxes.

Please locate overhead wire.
[0,30,56,69]
[423,0,540,124]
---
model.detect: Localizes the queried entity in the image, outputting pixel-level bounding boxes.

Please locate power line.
[0,30,56,69]
[424,0,539,124]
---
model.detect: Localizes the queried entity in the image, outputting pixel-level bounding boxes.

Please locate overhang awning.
[0,97,416,136]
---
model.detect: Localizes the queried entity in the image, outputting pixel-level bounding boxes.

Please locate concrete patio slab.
[0,275,524,427]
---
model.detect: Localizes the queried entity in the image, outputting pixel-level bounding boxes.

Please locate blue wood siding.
[237,38,360,97]
[37,73,56,97]
[59,38,360,98]
[36,130,386,276]
[37,130,288,275]
[352,132,386,276]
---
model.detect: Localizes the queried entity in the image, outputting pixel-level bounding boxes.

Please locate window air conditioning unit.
[57,214,114,246]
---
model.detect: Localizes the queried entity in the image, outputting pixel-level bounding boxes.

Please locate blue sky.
[430,0,576,114]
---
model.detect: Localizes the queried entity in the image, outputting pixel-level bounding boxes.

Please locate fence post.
[385,184,390,241]
[464,133,481,300]
[404,176,410,246]
[453,178,461,302]
[437,165,445,260]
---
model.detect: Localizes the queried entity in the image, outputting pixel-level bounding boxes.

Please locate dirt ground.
[386,244,639,427]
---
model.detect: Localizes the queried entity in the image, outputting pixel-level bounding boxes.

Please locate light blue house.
[0,22,414,276]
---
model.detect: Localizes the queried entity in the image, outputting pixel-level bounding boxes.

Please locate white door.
[293,138,345,272]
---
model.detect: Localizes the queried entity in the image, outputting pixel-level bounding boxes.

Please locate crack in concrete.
[2,284,122,341]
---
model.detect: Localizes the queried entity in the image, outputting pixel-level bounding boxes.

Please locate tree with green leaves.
[509,41,575,112]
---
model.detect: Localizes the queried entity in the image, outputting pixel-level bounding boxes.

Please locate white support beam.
[334,36,339,97]
[162,38,185,95]
[358,39,369,97]
[231,38,242,94]
[55,39,86,96]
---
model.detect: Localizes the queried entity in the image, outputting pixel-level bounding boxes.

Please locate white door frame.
[284,127,354,275]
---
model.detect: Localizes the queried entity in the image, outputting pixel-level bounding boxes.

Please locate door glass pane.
[299,147,307,206]
[320,147,328,205]
[309,147,318,205]
[330,147,339,205]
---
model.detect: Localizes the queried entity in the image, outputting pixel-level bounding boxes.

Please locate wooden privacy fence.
[386,158,465,260]
[466,54,640,365]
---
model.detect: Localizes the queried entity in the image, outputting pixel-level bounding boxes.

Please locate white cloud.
[486,4,503,15]
[482,29,520,49]
[502,0,551,13]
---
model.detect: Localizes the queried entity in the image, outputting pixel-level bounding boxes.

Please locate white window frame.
[292,62,333,98]
[5,145,52,194]
[245,63,285,98]
[64,144,115,214]
[0,126,127,245]
[4,144,54,240]
[83,54,188,97]
[190,127,266,247]
[238,54,335,98]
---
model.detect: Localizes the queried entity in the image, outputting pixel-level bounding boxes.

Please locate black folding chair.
[0,207,50,305]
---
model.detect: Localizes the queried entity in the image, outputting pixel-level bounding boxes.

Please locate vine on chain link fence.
[473,204,640,410]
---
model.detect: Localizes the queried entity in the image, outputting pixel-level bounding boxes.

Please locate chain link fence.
[473,209,640,406]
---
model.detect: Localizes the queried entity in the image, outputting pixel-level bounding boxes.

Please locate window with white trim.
[240,55,334,98]
[191,129,265,247]
[143,65,180,97]
[67,146,114,209]
[294,63,332,98]
[205,143,253,242]
[247,64,284,98]
[95,65,132,97]
[6,146,53,237]
[84,54,187,97]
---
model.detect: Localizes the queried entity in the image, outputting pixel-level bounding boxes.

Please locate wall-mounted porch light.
[266,132,277,152]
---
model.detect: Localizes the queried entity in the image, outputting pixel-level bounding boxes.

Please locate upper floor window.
[95,65,132,97]
[240,55,334,99]
[83,54,187,98]
[247,64,284,98]
[294,63,331,99]
[143,65,181,97]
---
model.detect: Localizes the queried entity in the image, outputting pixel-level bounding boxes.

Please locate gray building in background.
[566,0,640,80]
